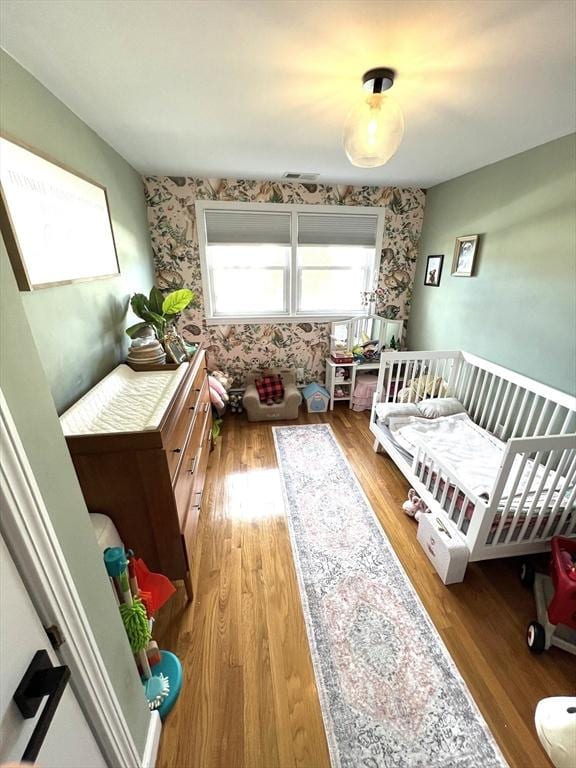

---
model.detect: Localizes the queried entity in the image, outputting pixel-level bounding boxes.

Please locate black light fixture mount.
[362,67,396,94]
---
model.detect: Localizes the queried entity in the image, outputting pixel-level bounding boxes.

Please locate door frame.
[0,388,161,767]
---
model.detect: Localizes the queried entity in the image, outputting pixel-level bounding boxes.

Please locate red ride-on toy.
[520,536,576,655]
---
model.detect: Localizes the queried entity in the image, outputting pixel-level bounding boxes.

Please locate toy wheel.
[526,622,546,654]
[520,561,535,588]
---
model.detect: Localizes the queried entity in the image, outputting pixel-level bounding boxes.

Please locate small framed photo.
[452,235,479,277]
[424,254,443,287]
[164,335,188,364]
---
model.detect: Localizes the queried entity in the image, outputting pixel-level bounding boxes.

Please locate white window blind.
[204,210,291,244]
[297,213,378,246]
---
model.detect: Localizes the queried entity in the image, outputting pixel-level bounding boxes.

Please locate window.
[197,202,383,323]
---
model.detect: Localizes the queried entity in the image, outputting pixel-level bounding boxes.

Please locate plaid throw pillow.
[255,374,284,404]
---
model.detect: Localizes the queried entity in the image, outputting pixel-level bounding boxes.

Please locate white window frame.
[196,200,385,325]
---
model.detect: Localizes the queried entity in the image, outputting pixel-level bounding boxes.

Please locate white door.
[0,532,106,768]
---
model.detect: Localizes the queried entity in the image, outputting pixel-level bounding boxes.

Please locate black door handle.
[13,649,71,762]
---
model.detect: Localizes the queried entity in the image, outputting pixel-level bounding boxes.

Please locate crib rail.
[482,433,576,551]
[454,353,576,439]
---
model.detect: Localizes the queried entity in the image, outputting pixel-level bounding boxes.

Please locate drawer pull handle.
[188,456,197,475]
[204,403,210,413]
[173,447,182,453]
[194,491,203,508]
[189,405,195,411]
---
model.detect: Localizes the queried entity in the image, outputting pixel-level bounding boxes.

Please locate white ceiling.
[1,0,575,187]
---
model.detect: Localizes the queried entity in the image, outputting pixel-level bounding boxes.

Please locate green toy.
[104,547,169,711]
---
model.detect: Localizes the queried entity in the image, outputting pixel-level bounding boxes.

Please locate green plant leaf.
[130,293,149,319]
[162,289,194,316]
[141,309,166,327]
[125,322,150,338]
[148,286,165,315]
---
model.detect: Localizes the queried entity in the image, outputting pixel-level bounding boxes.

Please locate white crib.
[370,350,576,564]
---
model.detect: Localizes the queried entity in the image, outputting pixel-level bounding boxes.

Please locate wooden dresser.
[62,350,212,601]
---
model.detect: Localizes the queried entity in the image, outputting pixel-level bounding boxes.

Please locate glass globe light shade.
[343,93,404,168]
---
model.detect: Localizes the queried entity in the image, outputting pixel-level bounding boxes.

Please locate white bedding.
[387,412,566,505]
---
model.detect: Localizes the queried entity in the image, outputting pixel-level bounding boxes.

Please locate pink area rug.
[273,424,507,768]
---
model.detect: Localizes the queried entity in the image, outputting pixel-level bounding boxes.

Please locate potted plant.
[126,287,195,341]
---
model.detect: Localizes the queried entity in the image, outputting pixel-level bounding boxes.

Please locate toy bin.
[302,383,330,413]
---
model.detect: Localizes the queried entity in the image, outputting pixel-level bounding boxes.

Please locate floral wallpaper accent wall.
[143,177,425,385]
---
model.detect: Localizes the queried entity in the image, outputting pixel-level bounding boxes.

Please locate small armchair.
[242,368,302,422]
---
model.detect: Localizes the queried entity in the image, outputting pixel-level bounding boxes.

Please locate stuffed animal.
[211,369,231,392]
[208,375,228,414]
[402,489,429,521]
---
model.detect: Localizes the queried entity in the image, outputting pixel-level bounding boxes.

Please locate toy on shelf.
[520,536,576,655]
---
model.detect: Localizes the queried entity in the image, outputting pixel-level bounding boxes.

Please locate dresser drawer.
[182,417,211,571]
[191,415,212,510]
[167,376,209,478]
[173,385,211,525]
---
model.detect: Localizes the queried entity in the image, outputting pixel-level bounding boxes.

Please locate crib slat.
[447,483,459,523]
[487,376,505,433]
[493,451,530,544]
[523,394,541,437]
[469,368,485,420]
[465,366,480,411]
[439,475,449,508]
[559,409,574,435]
[539,449,576,540]
[510,388,530,438]
[503,384,522,438]
[542,451,576,539]
[455,361,469,403]
[384,361,393,403]
[473,370,491,424]
[494,380,512,435]
[438,358,447,394]
[534,398,552,436]
[455,495,470,530]
[432,468,442,498]
[544,403,562,436]
[480,373,497,428]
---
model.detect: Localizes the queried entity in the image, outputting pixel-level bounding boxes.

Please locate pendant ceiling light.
[343,68,404,168]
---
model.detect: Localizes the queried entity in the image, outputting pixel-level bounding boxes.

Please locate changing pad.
[60,363,188,435]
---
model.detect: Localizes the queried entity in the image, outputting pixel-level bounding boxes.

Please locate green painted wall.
[409,134,576,396]
[0,52,152,753]
[0,50,155,413]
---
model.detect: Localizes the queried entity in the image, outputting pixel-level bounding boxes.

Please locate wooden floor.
[155,408,575,768]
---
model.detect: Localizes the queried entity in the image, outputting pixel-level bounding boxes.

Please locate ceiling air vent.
[282,172,319,182]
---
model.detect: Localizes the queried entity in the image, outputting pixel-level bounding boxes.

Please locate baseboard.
[142,711,162,768]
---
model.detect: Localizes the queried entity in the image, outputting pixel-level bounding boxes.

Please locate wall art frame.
[451,234,479,277]
[0,134,120,291]
[424,254,444,286]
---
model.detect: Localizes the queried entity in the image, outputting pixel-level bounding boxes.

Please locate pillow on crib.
[375,402,420,424]
[417,397,466,419]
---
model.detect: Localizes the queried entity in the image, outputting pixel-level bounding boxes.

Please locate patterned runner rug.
[273,424,507,768]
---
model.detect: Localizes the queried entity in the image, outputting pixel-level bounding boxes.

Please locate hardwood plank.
[155,407,575,768]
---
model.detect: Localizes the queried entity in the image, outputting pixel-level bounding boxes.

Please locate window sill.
[205,313,364,326]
